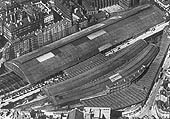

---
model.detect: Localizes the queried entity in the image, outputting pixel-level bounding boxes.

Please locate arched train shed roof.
[4,4,165,84]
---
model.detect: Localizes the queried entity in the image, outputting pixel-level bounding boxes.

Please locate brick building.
[0,0,81,60]
[119,0,151,8]
[81,0,119,14]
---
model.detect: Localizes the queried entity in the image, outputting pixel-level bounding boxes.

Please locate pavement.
[131,76,163,118]
[122,22,170,118]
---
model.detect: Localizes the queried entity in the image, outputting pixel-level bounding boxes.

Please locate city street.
[0,1,170,119]
[123,24,170,119]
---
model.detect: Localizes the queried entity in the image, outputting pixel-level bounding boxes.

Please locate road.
[124,23,170,118]
[138,49,170,117]
[126,53,168,118]
[128,76,163,118]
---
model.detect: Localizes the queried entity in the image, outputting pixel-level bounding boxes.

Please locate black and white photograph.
[0,0,169,119]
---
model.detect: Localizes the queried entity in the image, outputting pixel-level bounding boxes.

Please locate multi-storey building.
[119,0,151,8]
[81,0,120,14]
[0,4,166,111]
[0,0,84,61]
[2,0,56,42]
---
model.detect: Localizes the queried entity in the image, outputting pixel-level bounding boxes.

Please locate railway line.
[0,39,146,109]
[51,44,153,96]
[108,44,159,88]
[0,72,28,95]
[0,39,147,108]
[0,4,166,110]
[4,4,164,85]
[43,39,147,95]
[43,41,159,106]
[50,39,148,83]
[63,44,158,104]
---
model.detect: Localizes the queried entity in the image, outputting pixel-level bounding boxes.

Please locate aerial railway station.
[0,3,168,112]
[81,26,170,111]
[43,41,159,106]
[4,4,164,84]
